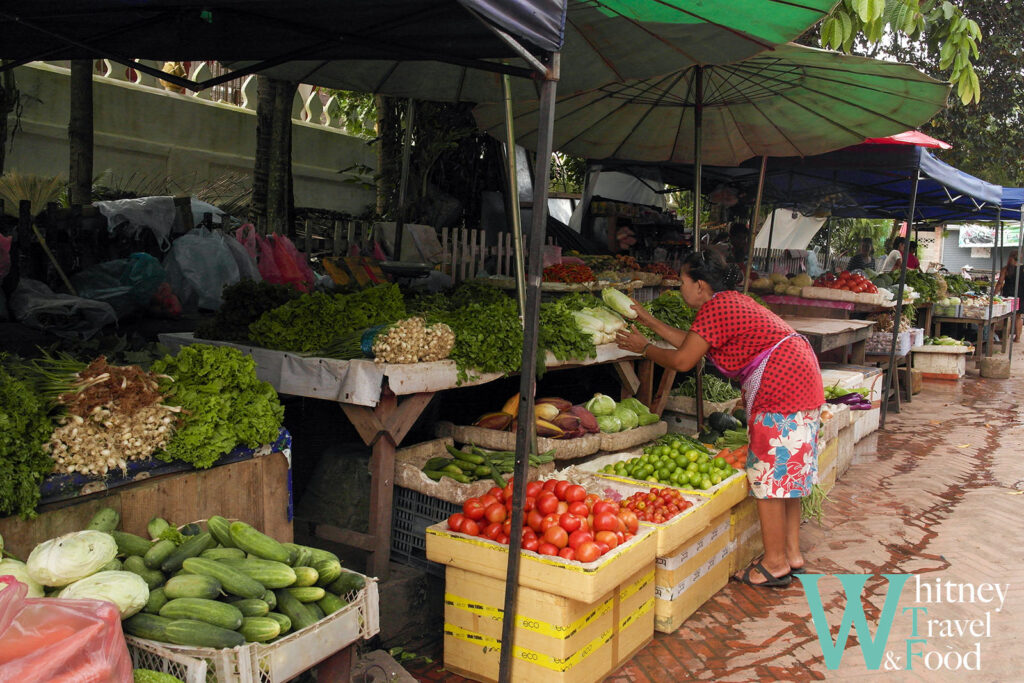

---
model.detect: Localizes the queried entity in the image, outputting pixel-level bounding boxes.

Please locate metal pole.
[822,218,833,273]
[986,209,1002,356]
[743,155,767,294]
[498,52,558,683]
[880,174,920,428]
[1009,215,1024,362]
[502,74,527,316]
[394,98,415,261]
[692,65,705,431]
[765,209,777,273]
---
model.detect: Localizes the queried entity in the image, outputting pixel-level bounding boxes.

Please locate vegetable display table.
[159,332,655,579]
[777,316,876,364]
[930,312,1011,358]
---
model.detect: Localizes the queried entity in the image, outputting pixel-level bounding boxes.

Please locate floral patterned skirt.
[746,409,821,499]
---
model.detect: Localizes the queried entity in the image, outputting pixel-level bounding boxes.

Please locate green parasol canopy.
[472,43,951,166]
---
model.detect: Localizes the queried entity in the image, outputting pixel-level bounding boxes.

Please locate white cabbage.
[585,393,617,416]
[58,570,149,618]
[26,530,118,587]
[590,307,625,333]
[0,558,45,598]
[601,288,638,319]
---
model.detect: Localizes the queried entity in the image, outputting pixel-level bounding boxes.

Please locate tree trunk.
[0,63,18,175]
[267,79,296,239]
[251,76,274,231]
[68,60,93,206]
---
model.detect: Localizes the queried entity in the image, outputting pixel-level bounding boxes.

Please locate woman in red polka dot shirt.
[616,250,825,587]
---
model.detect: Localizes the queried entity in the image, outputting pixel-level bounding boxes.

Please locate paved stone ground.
[408,352,1024,682]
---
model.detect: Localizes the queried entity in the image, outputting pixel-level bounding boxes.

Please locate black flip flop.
[737,561,792,587]
[789,567,807,574]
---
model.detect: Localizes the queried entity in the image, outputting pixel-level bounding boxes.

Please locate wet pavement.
[407,352,1024,682]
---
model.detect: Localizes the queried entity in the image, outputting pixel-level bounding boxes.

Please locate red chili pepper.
[543,264,596,283]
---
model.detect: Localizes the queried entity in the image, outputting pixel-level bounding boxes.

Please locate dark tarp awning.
[0,1,567,81]
[599,143,1004,223]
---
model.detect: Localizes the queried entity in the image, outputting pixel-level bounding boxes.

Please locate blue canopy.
[600,143,1004,223]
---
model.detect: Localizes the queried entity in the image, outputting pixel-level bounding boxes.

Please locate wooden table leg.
[1003,316,1010,354]
[651,368,677,416]
[850,339,866,365]
[635,359,655,405]
[338,388,435,580]
[614,360,641,400]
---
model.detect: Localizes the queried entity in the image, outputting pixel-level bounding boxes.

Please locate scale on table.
[379,261,432,279]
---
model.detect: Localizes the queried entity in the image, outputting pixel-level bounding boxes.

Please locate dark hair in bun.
[680,250,743,292]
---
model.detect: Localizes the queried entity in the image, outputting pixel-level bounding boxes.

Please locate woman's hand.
[615,325,650,355]
[629,300,655,326]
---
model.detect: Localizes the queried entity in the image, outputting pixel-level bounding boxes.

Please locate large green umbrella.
[472,43,950,166]
[226,0,840,101]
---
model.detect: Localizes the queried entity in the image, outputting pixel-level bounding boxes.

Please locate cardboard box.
[911,345,970,380]
[614,566,656,668]
[729,498,763,575]
[852,406,880,442]
[817,438,838,475]
[426,523,656,604]
[653,539,733,634]
[836,425,855,478]
[655,512,731,590]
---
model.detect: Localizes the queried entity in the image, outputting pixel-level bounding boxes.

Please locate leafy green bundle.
[904,271,939,302]
[0,360,55,518]
[429,297,523,383]
[152,345,284,469]
[671,374,740,402]
[538,299,597,365]
[248,284,406,352]
[195,281,301,343]
[635,291,697,340]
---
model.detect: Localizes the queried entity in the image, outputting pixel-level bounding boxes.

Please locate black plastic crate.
[391,486,461,575]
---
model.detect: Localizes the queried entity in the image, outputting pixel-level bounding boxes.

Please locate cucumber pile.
[421,444,556,486]
[86,508,368,649]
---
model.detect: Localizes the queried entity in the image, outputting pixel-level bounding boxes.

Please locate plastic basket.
[126,577,379,683]
[391,485,461,575]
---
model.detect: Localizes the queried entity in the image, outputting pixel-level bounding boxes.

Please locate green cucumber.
[200,547,246,561]
[309,602,326,620]
[313,559,342,587]
[111,531,154,557]
[283,544,313,568]
[143,587,168,615]
[179,523,203,537]
[286,586,325,603]
[164,574,222,600]
[147,517,171,540]
[123,613,175,641]
[99,558,123,572]
[239,616,280,643]
[233,598,270,617]
[217,558,297,589]
[86,507,120,532]
[164,619,245,649]
[265,612,291,635]
[317,593,348,616]
[181,557,265,599]
[228,522,290,563]
[161,532,215,573]
[124,555,166,589]
[327,571,366,596]
[144,539,177,569]
[274,589,317,632]
[206,516,236,548]
[292,567,319,587]
[160,598,243,630]
[262,589,277,610]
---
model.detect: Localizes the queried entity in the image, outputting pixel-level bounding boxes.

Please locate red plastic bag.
[0,577,133,682]
[257,233,315,292]
[234,224,259,259]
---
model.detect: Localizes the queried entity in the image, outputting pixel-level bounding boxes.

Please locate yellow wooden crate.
[442,566,656,682]
[817,437,838,475]
[655,511,731,590]
[614,566,656,669]
[426,524,656,603]
[728,498,763,575]
[819,463,838,496]
[654,544,733,634]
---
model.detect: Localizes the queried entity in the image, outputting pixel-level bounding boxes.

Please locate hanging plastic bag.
[70,252,168,320]
[0,577,133,682]
[235,223,259,260]
[163,227,240,311]
[10,279,117,340]
[257,234,315,292]
[223,233,262,282]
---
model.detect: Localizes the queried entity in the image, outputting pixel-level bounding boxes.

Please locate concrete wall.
[5,62,376,216]
[938,226,1016,275]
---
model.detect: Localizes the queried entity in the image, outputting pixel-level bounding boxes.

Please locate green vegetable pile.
[823,385,869,400]
[134,670,185,683]
[152,345,284,469]
[944,274,971,296]
[904,271,940,302]
[0,359,55,518]
[195,281,301,343]
[447,281,511,310]
[671,374,741,402]
[635,291,697,340]
[801,483,829,524]
[429,297,524,382]
[249,284,406,352]
[538,299,597,367]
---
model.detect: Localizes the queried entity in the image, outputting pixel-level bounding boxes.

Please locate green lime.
[710,473,722,485]
[685,450,699,462]
[646,476,660,483]
[698,462,710,474]
[713,457,727,469]
[657,467,672,481]
[700,478,712,490]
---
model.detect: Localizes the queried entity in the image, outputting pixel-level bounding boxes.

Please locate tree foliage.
[820,0,982,104]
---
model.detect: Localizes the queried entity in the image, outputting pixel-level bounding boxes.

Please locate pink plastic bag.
[257,233,315,292]
[234,224,259,260]
[0,577,133,682]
